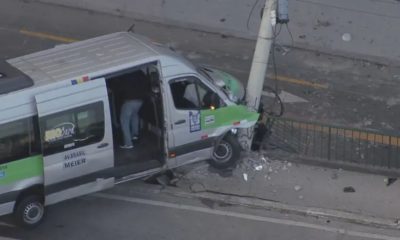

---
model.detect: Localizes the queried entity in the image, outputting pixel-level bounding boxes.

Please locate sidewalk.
[174,152,400,222]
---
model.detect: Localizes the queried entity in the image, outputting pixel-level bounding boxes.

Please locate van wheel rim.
[213,141,233,163]
[23,202,44,225]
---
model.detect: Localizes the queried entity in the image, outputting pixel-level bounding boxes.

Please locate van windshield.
[197,66,245,103]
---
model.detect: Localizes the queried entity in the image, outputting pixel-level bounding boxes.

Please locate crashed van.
[0,32,258,227]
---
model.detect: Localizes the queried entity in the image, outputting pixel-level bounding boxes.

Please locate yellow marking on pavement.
[269,75,329,89]
[19,29,78,43]
[290,121,400,147]
[225,66,329,90]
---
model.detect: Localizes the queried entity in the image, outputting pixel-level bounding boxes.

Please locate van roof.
[7,32,162,87]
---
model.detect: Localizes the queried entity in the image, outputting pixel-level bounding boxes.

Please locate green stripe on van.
[201,105,259,129]
[0,155,43,185]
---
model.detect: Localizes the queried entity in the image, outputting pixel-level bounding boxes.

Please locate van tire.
[14,195,45,229]
[209,134,241,169]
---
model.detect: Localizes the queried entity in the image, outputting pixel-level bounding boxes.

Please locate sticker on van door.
[0,164,6,179]
[204,115,215,125]
[45,122,76,143]
[189,111,201,132]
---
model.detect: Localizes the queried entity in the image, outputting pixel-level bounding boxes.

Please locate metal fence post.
[327,126,331,160]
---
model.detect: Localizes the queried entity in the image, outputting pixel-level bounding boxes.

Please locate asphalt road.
[1,0,400,132]
[0,2,400,238]
[1,181,399,240]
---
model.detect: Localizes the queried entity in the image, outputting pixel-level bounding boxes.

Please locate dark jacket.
[120,71,149,100]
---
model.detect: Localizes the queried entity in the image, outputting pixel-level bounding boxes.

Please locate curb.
[114,181,400,230]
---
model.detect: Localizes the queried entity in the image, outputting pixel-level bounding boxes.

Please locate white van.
[0,32,258,228]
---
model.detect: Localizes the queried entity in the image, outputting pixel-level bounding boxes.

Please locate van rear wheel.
[14,195,45,228]
[209,134,241,169]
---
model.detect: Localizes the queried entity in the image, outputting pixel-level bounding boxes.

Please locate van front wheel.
[209,134,241,169]
[14,195,45,228]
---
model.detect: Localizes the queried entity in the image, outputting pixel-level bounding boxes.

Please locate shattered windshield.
[198,66,245,103]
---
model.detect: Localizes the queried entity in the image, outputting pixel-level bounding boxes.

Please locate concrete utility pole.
[239,0,277,150]
[247,0,276,110]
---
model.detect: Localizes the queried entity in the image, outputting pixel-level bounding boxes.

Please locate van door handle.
[97,143,109,149]
[174,119,186,125]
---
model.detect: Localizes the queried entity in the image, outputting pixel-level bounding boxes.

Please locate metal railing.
[262,117,400,170]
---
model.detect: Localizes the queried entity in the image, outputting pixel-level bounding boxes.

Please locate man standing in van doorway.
[119,72,146,149]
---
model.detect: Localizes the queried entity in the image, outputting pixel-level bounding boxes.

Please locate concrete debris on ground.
[254,165,263,171]
[384,178,397,186]
[294,185,302,192]
[175,150,400,222]
[342,33,352,42]
[239,152,293,179]
[243,173,248,181]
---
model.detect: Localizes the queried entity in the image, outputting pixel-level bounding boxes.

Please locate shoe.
[132,136,139,141]
[120,145,134,149]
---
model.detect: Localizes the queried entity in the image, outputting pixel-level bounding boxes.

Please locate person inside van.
[119,71,147,149]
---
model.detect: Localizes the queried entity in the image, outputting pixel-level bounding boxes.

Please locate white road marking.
[94,193,400,240]
[262,90,308,103]
[0,222,15,228]
[0,222,18,240]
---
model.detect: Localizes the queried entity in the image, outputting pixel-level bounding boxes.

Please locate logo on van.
[204,115,215,126]
[45,122,76,143]
[0,171,5,179]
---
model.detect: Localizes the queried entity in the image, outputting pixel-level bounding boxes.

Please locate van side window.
[40,102,105,156]
[170,77,223,110]
[0,117,41,164]
[196,80,224,109]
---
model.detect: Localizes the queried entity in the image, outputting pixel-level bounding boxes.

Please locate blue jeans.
[120,99,143,146]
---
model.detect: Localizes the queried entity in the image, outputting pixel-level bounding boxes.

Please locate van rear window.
[0,117,41,164]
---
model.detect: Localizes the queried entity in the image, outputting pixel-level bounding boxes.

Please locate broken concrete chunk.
[384,178,397,186]
[342,33,352,42]
[255,165,263,171]
[261,156,267,163]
